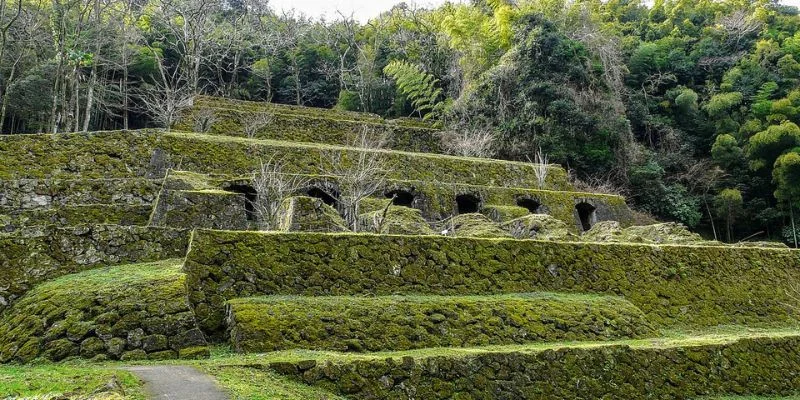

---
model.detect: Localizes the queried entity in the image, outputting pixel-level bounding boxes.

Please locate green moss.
[0,364,146,399]
[446,213,511,238]
[481,205,530,223]
[184,230,800,336]
[278,196,349,232]
[583,221,709,245]
[0,204,152,230]
[199,364,345,400]
[357,206,434,235]
[227,293,655,353]
[150,189,250,230]
[0,259,207,363]
[0,224,189,312]
[175,98,443,153]
[0,177,160,208]
[0,130,572,191]
[357,197,392,214]
[264,333,800,399]
[502,214,574,240]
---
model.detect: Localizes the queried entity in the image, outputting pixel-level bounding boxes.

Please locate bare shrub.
[440,126,496,158]
[569,170,629,197]
[252,156,309,230]
[528,147,549,189]
[320,126,389,231]
[192,108,217,133]
[242,112,275,138]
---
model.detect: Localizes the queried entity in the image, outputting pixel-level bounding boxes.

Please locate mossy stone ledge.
[0,224,189,311]
[0,260,208,363]
[226,293,655,353]
[268,333,800,399]
[183,230,800,337]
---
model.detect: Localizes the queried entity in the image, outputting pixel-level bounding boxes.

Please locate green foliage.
[748,121,800,170]
[705,92,744,118]
[712,134,745,168]
[383,60,444,120]
[773,150,800,205]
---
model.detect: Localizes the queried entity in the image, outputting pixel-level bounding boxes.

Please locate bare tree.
[252,156,309,230]
[719,9,762,49]
[321,127,389,231]
[241,111,274,138]
[136,49,193,130]
[192,107,216,132]
[440,125,496,158]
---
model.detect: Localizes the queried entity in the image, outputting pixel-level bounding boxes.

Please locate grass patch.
[198,365,344,400]
[0,364,146,399]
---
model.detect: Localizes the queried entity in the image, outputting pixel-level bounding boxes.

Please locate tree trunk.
[704,197,717,241]
[792,203,798,249]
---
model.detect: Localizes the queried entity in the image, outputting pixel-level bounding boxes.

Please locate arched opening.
[386,190,414,207]
[227,184,258,221]
[575,202,596,231]
[517,198,541,214]
[456,194,481,214]
[306,187,338,207]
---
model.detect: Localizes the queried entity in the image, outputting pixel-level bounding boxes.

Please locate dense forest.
[2,0,800,243]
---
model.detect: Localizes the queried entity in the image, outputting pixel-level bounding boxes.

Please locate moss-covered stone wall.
[226,293,655,353]
[0,204,153,232]
[269,335,800,399]
[0,130,571,190]
[149,189,251,230]
[0,260,208,363]
[0,178,159,209]
[176,103,443,154]
[184,230,800,336]
[0,224,189,310]
[189,95,430,127]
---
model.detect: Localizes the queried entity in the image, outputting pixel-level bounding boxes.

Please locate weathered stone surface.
[0,224,189,312]
[184,230,800,336]
[149,189,250,230]
[227,294,655,353]
[0,260,208,363]
[278,196,348,233]
[583,221,706,244]
[503,214,574,240]
[0,178,159,209]
[271,335,800,399]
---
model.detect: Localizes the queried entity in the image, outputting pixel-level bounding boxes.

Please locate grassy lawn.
[0,364,146,399]
[198,365,344,400]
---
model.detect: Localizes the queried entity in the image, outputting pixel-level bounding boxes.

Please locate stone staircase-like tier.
[1,96,800,399]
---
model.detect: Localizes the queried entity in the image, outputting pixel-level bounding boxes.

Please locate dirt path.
[124,365,229,400]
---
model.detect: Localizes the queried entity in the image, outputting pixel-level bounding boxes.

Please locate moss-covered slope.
[226,293,655,353]
[0,259,208,363]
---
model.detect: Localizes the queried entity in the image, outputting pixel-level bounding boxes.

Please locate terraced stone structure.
[2,96,800,399]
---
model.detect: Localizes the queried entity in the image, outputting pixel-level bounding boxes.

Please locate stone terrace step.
[184,230,800,337]
[225,293,655,353]
[0,204,153,232]
[260,329,800,399]
[0,130,571,191]
[177,96,441,153]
